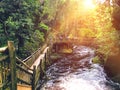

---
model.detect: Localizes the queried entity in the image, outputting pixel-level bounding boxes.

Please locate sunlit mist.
[97,0,105,3]
[83,0,96,10]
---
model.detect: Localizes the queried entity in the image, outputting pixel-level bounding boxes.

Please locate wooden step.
[17,84,32,90]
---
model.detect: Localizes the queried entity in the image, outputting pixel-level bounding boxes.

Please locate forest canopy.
[0,0,120,60]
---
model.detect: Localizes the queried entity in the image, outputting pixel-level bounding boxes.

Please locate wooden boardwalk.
[17,84,32,90]
[0,41,50,90]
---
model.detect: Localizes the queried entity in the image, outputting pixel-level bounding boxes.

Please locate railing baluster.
[40,59,43,79]
[1,62,4,84]
[0,62,2,84]
[32,66,36,90]
[8,41,17,90]
[3,62,5,83]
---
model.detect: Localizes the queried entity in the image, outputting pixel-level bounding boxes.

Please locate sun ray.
[83,0,96,10]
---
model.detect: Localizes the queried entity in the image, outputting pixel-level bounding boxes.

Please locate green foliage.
[39,23,49,31]
[79,28,95,38]
[42,0,65,22]
[0,0,65,58]
[0,0,52,58]
[92,56,101,64]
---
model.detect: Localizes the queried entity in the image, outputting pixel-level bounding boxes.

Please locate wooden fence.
[0,41,50,90]
[0,41,16,90]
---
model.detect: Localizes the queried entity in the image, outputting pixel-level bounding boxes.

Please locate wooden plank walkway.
[17,84,31,90]
[17,47,49,90]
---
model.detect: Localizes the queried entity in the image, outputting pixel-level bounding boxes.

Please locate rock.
[105,52,120,83]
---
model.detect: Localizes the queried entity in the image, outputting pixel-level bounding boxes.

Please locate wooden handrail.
[16,57,33,71]
[23,43,47,62]
[0,46,8,53]
[23,48,41,62]
[16,64,33,75]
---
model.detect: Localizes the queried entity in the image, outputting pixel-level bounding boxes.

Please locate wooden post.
[46,48,50,65]
[32,66,36,90]
[39,60,43,79]
[8,41,17,90]
[44,53,47,71]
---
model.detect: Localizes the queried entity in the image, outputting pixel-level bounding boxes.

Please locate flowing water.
[37,45,120,90]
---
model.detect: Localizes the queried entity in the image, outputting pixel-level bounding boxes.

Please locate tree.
[0,0,45,58]
[0,0,66,58]
[112,0,120,30]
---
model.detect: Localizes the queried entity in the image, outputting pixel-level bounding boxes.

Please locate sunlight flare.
[83,0,96,10]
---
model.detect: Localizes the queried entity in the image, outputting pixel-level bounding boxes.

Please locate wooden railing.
[33,47,50,90]
[0,41,50,90]
[0,41,16,90]
[16,46,50,90]
[16,57,34,87]
[23,44,47,67]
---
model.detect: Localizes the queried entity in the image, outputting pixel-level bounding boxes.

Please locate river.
[37,45,120,90]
